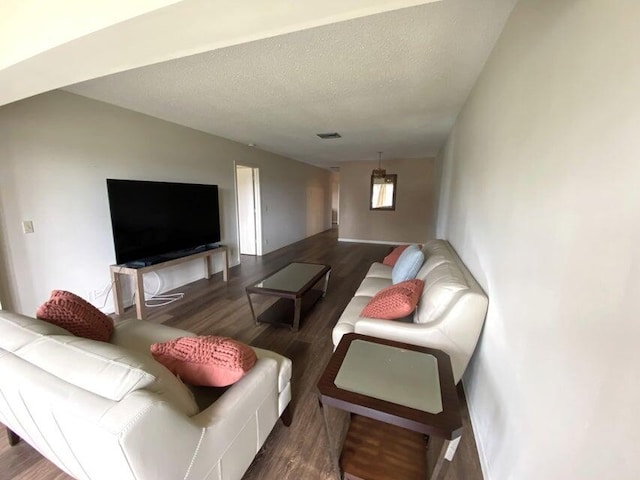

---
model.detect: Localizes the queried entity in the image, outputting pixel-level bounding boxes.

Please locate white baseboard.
[338,238,418,246]
[462,377,492,480]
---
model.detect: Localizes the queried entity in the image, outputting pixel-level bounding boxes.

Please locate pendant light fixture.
[372,151,386,178]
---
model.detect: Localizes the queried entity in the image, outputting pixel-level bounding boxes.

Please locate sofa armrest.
[191,357,278,429]
[353,318,451,348]
[178,357,281,479]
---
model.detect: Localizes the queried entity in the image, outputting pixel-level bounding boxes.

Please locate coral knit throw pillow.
[382,245,410,266]
[361,279,425,320]
[150,336,257,387]
[36,290,114,342]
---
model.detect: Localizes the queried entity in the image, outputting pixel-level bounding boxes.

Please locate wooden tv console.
[110,246,228,320]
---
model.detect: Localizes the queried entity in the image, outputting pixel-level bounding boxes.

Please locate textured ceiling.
[65,0,516,167]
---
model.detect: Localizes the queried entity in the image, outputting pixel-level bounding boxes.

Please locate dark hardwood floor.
[0,228,484,480]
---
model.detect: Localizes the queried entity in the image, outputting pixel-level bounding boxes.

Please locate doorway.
[235,165,262,256]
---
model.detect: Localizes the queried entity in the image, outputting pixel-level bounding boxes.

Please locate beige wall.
[437,1,640,479]
[339,157,438,243]
[0,90,331,315]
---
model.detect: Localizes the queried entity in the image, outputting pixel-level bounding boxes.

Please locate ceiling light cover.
[317,132,342,139]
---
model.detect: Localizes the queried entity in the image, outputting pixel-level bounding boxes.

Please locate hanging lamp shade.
[372,152,386,178]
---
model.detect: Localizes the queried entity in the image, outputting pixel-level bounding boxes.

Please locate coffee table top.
[246,262,330,297]
[318,333,462,439]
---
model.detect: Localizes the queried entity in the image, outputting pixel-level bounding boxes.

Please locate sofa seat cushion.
[365,262,393,280]
[151,336,257,387]
[36,290,114,342]
[361,280,424,319]
[111,319,196,357]
[355,277,393,297]
[112,320,292,394]
[391,245,424,284]
[332,296,372,346]
[414,262,468,325]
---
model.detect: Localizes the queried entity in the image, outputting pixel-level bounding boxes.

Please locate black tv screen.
[107,179,221,264]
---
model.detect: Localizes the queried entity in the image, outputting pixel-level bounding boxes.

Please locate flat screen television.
[107,179,221,265]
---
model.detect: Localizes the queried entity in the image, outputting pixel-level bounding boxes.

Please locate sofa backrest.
[0,312,198,413]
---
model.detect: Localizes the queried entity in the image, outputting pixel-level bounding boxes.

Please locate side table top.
[317,333,463,439]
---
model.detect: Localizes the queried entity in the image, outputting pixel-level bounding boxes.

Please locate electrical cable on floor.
[142,271,184,308]
[95,282,115,310]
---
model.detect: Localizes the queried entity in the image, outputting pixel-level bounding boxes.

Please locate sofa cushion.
[391,245,424,284]
[355,277,393,297]
[365,262,393,280]
[421,239,452,259]
[151,336,257,387]
[382,245,410,266]
[415,254,448,281]
[6,333,198,415]
[0,311,73,351]
[111,319,196,357]
[361,280,424,319]
[414,262,468,324]
[112,319,292,394]
[36,290,113,342]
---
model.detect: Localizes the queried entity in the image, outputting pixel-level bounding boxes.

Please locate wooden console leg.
[281,405,293,427]
[6,428,20,446]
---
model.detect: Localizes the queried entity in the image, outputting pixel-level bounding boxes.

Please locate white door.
[236,165,261,255]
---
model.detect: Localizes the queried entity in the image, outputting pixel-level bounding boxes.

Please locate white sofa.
[333,239,488,383]
[0,311,292,480]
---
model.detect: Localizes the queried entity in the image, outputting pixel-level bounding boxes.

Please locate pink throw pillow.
[150,336,257,387]
[361,279,425,320]
[382,245,410,266]
[36,290,114,342]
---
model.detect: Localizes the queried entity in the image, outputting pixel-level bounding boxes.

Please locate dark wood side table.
[317,333,463,480]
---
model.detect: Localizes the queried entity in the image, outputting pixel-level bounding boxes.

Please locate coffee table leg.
[426,435,456,480]
[246,291,259,325]
[292,297,302,331]
[322,270,331,298]
[319,399,342,479]
[6,427,20,446]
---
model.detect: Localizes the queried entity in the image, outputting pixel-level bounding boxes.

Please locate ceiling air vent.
[317,132,342,139]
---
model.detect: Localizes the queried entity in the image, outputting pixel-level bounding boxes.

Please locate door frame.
[234,163,263,260]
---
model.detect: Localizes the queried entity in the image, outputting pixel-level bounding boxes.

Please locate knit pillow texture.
[36,290,114,342]
[150,336,257,387]
[391,245,425,284]
[361,279,425,320]
[383,245,410,266]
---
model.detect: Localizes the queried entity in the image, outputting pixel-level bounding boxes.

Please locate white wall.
[0,90,331,316]
[437,1,640,479]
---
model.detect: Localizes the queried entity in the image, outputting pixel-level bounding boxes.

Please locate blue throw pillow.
[391,245,425,284]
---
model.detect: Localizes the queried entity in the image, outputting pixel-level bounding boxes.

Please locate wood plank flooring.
[0,228,484,480]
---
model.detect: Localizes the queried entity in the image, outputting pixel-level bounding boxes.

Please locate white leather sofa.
[0,311,292,480]
[333,239,488,383]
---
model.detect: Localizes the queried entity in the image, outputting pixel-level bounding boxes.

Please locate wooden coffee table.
[245,262,331,331]
[317,333,463,480]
